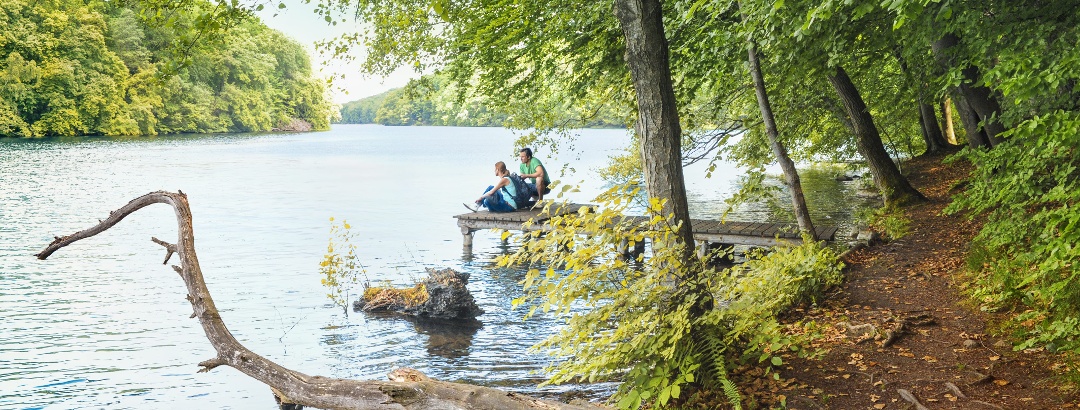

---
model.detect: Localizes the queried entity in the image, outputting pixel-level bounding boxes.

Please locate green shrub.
[500,184,844,409]
[865,205,911,240]
[945,111,1080,354]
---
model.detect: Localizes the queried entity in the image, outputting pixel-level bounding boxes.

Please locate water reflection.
[408,317,483,359]
[344,312,482,361]
[689,163,877,240]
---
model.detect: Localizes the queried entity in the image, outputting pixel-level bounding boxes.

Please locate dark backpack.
[503,173,533,209]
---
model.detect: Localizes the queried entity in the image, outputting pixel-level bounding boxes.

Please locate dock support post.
[617,238,646,259]
[630,239,645,259]
[697,240,710,259]
[461,226,474,251]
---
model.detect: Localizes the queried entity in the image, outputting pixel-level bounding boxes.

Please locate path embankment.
[743,153,1079,409]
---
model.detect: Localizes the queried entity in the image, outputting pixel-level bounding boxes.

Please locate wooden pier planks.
[454,202,838,249]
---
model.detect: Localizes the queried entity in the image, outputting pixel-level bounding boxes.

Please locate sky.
[252,1,418,104]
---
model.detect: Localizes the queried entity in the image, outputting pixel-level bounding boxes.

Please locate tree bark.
[953,93,993,149]
[931,33,1005,146]
[36,191,600,410]
[918,100,951,155]
[613,0,695,253]
[826,67,927,207]
[941,97,957,145]
[894,51,950,155]
[747,42,816,239]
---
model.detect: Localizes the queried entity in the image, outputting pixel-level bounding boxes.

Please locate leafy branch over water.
[500,185,845,409]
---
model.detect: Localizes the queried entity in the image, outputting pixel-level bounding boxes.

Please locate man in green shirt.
[518,147,551,200]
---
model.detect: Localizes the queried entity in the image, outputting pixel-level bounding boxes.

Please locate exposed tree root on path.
[713,154,1080,409]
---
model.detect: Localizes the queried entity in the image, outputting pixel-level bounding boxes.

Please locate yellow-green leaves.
[431,0,450,22]
[319,217,365,316]
[497,183,843,409]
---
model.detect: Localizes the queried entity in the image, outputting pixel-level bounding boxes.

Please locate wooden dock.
[454,202,838,254]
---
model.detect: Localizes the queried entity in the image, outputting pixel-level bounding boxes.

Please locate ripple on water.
[1,128,865,408]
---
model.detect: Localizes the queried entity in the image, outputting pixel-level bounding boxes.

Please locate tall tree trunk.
[932,33,1006,146]
[747,42,816,239]
[827,66,927,207]
[36,192,594,410]
[613,0,695,253]
[941,97,957,145]
[918,100,951,154]
[894,51,949,155]
[954,93,993,149]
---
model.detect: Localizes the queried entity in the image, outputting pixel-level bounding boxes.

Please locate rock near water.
[354,268,484,320]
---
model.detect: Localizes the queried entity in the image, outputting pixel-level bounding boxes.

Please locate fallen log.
[36,191,601,410]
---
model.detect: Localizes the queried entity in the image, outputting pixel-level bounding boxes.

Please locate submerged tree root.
[36,191,600,410]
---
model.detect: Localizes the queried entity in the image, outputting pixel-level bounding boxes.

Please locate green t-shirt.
[520,157,551,186]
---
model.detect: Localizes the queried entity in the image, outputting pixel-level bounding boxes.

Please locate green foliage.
[912,3,1080,360]
[338,91,388,124]
[319,217,365,315]
[0,0,331,137]
[313,0,633,156]
[335,73,626,128]
[863,205,911,241]
[945,111,1080,354]
[597,143,644,187]
[500,185,843,409]
[313,0,1080,387]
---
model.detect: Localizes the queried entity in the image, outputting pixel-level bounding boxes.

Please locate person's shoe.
[463,202,478,212]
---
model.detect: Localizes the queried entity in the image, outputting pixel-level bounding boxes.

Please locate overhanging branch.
[36,191,601,410]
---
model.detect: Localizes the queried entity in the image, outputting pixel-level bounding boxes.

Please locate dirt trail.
[755,153,1079,409]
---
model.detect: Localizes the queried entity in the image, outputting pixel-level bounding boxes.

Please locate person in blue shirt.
[465,161,519,212]
[518,147,551,200]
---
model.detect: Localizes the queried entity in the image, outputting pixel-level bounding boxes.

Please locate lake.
[0,125,869,409]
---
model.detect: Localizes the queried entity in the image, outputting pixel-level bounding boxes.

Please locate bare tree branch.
[36,191,602,410]
[152,237,177,264]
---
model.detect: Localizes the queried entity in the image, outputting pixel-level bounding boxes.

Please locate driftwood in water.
[36,191,601,410]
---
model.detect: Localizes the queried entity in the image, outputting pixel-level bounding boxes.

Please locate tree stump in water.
[355,268,483,320]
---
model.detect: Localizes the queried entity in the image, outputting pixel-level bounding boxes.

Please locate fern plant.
[687,326,743,410]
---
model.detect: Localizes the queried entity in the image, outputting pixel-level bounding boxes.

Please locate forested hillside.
[337,74,626,127]
[0,0,332,137]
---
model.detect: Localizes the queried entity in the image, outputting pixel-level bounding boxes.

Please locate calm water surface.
[0,125,869,409]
